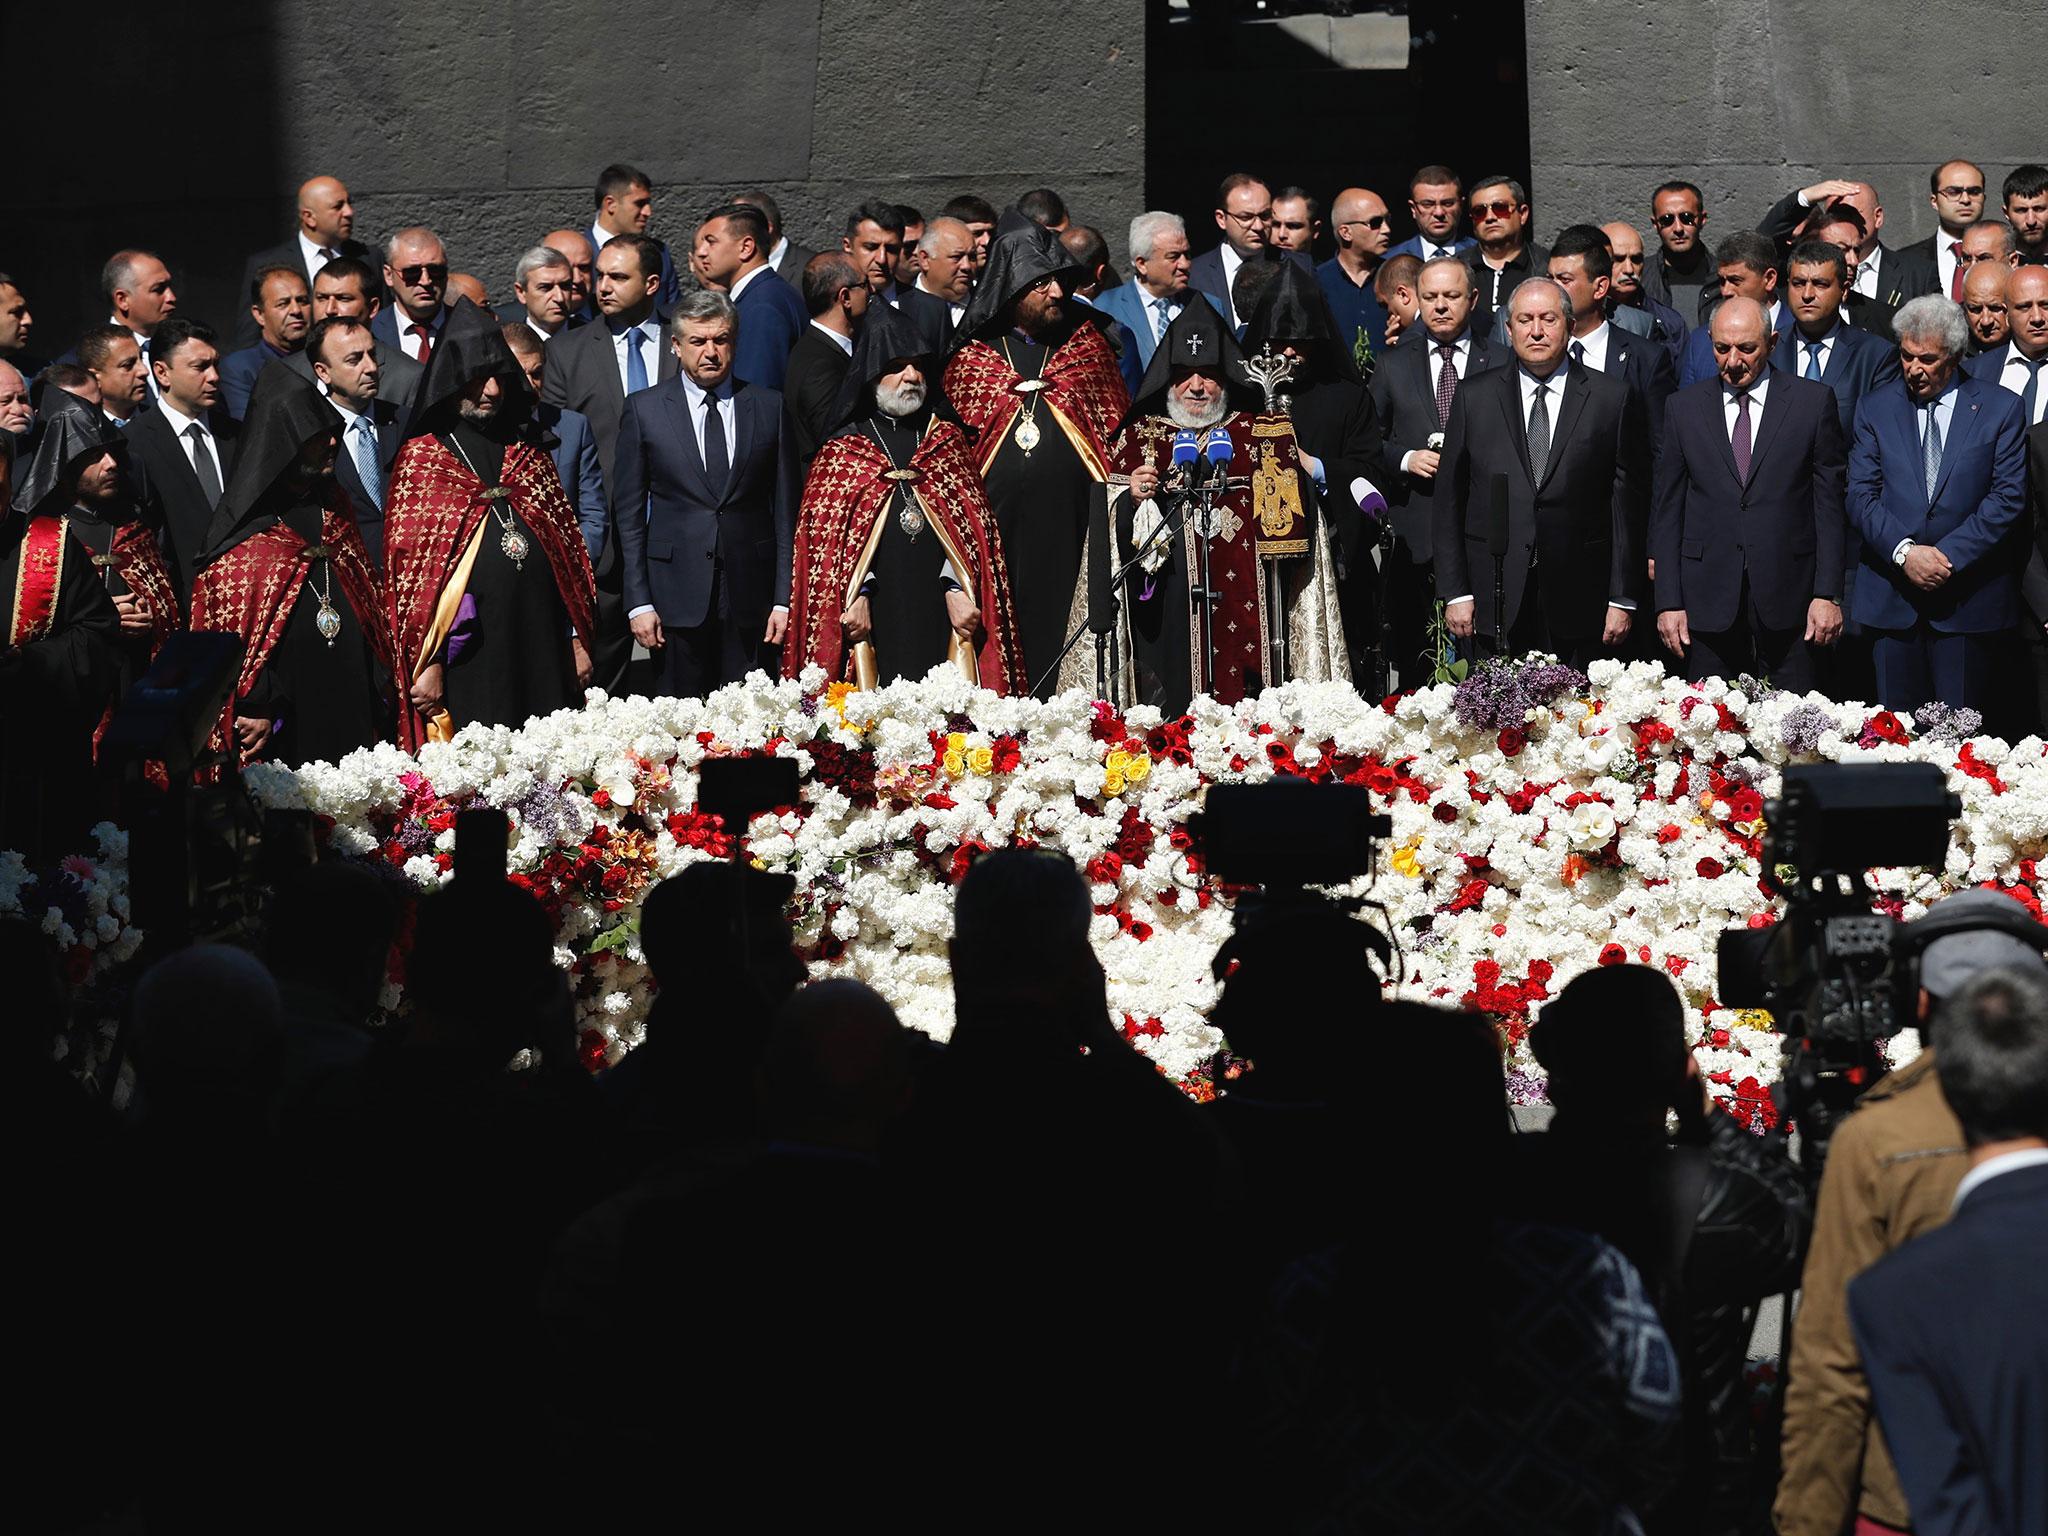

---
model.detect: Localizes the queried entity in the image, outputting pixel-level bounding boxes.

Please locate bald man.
[1961,261,2011,355]
[542,228,597,323]
[1602,220,1688,365]
[1316,187,1393,374]
[234,173,372,349]
[1651,296,1847,689]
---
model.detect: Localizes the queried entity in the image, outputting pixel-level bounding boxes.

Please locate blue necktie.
[625,326,648,394]
[1804,340,1824,381]
[1922,402,1944,502]
[2019,356,2043,427]
[1152,298,1171,342]
[351,416,383,509]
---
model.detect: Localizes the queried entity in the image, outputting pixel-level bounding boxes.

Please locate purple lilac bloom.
[1778,702,1838,756]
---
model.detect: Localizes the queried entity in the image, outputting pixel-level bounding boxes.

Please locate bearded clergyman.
[784,302,1024,692]
[942,222,1130,696]
[383,298,596,748]
[1062,302,1348,713]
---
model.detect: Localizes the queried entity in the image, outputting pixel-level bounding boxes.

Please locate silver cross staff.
[1242,341,1298,412]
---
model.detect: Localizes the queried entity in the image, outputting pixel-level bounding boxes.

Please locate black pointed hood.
[1130,298,1255,416]
[9,388,127,520]
[825,299,954,430]
[1242,258,1361,385]
[198,369,339,561]
[400,296,532,441]
[951,221,1088,346]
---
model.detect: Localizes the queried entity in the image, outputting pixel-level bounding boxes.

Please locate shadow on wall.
[1145,0,1530,262]
[0,4,285,352]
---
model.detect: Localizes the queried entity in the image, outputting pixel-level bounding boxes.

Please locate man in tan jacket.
[1776,890,2048,1534]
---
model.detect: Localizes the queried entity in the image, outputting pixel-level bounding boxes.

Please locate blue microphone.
[1170,429,1200,470]
[1203,430,1234,468]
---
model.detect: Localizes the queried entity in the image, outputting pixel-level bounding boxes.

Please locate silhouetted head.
[639,862,804,1008]
[950,849,1106,1044]
[1531,964,1689,1130]
[132,944,283,1122]
[761,979,911,1155]
[261,862,401,1021]
[408,879,568,1065]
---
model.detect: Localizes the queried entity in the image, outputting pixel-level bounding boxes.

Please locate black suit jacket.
[281,337,422,412]
[1650,371,1847,631]
[611,377,796,632]
[1888,235,1945,302]
[782,324,852,470]
[1464,241,1551,337]
[1581,326,1678,462]
[773,241,819,286]
[1850,1164,2048,1536]
[2024,420,2048,621]
[128,405,238,600]
[329,398,404,569]
[1436,360,1647,639]
[1369,332,1499,562]
[539,313,679,491]
[233,236,373,349]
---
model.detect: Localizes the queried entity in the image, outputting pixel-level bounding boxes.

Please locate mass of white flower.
[29,660,2040,1118]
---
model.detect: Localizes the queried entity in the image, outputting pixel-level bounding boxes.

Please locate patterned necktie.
[184,421,222,504]
[1434,342,1459,428]
[702,390,730,495]
[1805,340,1825,381]
[1949,243,1966,302]
[1526,381,1552,483]
[410,323,433,365]
[1152,298,1171,343]
[1922,401,1944,501]
[2018,355,2044,426]
[625,327,648,393]
[1731,392,1754,482]
[351,416,383,509]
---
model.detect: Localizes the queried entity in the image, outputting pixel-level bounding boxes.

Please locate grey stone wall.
[1523,0,2048,250]
[5,0,1146,347]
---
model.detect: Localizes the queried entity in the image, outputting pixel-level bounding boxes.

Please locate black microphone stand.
[1033,487,1202,699]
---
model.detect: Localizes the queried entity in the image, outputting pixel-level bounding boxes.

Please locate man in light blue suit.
[1091,211,1229,372]
[504,322,608,558]
[1847,295,2028,710]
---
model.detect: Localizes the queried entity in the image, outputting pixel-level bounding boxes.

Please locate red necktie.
[411,323,434,365]
[1949,243,1965,302]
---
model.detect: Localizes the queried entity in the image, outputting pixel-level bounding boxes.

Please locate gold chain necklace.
[447,434,528,571]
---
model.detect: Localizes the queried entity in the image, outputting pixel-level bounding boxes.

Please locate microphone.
[1203,430,1235,473]
[1167,429,1200,489]
[1350,476,1388,524]
[1087,489,1115,637]
[1486,472,1511,558]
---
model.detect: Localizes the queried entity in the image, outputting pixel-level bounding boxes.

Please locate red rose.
[1434,802,1460,823]
[1696,856,1726,879]
[1598,943,1627,966]
[1497,727,1528,757]
[1655,824,1682,845]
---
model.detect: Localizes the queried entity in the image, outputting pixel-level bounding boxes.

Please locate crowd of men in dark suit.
[3,155,2046,751]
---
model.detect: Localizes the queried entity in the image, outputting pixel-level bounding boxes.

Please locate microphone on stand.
[1087,491,1115,638]
[1168,428,1200,490]
[1487,472,1510,656]
[1203,429,1235,479]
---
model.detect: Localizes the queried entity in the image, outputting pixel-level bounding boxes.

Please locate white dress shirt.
[297,230,338,280]
[1219,244,1247,325]
[1934,236,1963,303]
[1398,336,1470,473]
[527,316,558,344]
[153,396,224,490]
[915,276,967,327]
[808,319,853,357]
[1569,322,1613,374]
[395,316,437,361]
[728,263,770,305]
[1893,383,1961,564]
[1995,342,2048,426]
[1792,325,1839,380]
[1951,1147,2048,1211]
[1721,373,1770,441]
[768,236,790,272]
[611,316,662,397]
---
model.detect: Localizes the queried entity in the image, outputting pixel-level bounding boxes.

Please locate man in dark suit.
[371,227,450,365]
[1760,178,1915,322]
[540,231,678,692]
[1463,175,1548,339]
[1437,276,1647,667]
[306,315,402,569]
[1388,165,1476,263]
[126,317,235,600]
[589,163,684,308]
[1890,159,1990,306]
[281,257,423,413]
[1641,180,1717,328]
[1851,966,2048,1536]
[1678,232,1796,388]
[1848,295,2029,711]
[503,323,608,560]
[783,252,865,473]
[613,289,795,698]
[1778,240,1903,435]
[1962,263,2048,427]
[1093,211,1227,372]
[231,175,371,350]
[1371,256,1497,683]
[1190,172,1274,331]
[693,203,806,392]
[1650,297,1847,690]
[1546,225,1679,456]
[732,189,816,286]
[1603,221,1688,367]
[220,265,313,421]
[2026,420,2048,730]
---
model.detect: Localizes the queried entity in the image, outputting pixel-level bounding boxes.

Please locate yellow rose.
[1125,755,1151,784]
[947,732,967,754]
[942,751,966,778]
[1390,836,1423,878]
[1102,770,1127,797]
[967,746,995,776]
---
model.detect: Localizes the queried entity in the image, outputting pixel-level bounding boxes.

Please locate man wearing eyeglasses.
[1641,181,1715,328]
[374,227,450,364]
[1461,175,1547,338]
[1190,172,1272,330]
[1316,187,1393,377]
[1892,160,1990,304]
[1390,165,1476,264]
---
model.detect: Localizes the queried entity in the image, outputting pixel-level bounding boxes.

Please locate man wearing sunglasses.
[1390,165,1476,264]
[374,226,450,365]
[1461,175,1546,338]
[1317,187,1394,376]
[1641,181,1715,328]
[1892,159,1991,304]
